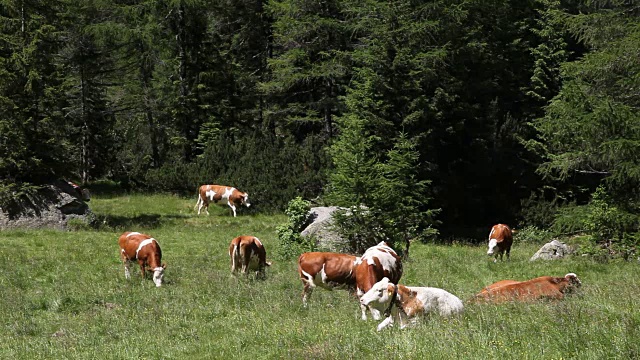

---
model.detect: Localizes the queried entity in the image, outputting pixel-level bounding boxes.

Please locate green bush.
[276,197,315,259]
[513,225,553,244]
[550,186,640,260]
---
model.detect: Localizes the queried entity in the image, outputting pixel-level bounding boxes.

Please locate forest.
[0,0,638,254]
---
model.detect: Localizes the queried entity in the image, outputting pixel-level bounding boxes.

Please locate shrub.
[513,225,553,244]
[276,197,315,259]
[551,186,640,260]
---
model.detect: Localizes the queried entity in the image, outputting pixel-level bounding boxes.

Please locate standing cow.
[487,224,513,262]
[229,235,271,278]
[355,242,403,320]
[297,252,359,306]
[194,184,250,217]
[118,231,166,287]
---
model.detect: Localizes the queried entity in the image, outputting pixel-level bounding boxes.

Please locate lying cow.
[194,184,250,217]
[471,273,582,303]
[354,242,403,320]
[229,235,271,278]
[118,231,166,287]
[360,277,464,331]
[298,252,359,306]
[487,223,513,262]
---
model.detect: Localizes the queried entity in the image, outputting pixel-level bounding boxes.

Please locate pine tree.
[0,0,71,186]
[262,0,351,139]
[535,1,640,244]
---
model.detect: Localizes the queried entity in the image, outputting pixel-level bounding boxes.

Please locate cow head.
[360,277,396,312]
[241,193,251,207]
[564,273,581,290]
[487,239,498,256]
[152,264,166,287]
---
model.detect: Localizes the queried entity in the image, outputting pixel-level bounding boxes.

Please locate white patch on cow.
[300,266,334,290]
[488,227,495,240]
[358,243,398,272]
[223,187,234,199]
[319,264,329,284]
[152,267,164,287]
[487,239,498,255]
[126,232,141,238]
[206,189,217,201]
[253,237,263,247]
[300,269,316,287]
[136,238,156,258]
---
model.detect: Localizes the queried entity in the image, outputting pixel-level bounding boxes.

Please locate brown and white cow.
[194,184,250,217]
[360,277,464,331]
[298,252,359,307]
[354,242,403,320]
[118,231,166,287]
[471,273,582,303]
[487,223,513,262]
[229,235,271,277]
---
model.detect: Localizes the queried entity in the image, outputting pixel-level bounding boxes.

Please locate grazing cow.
[360,277,464,331]
[194,184,250,217]
[298,252,359,307]
[118,231,166,287]
[229,235,271,277]
[471,273,582,303]
[487,224,513,262]
[354,242,403,320]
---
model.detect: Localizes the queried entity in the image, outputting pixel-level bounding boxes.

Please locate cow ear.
[387,284,395,296]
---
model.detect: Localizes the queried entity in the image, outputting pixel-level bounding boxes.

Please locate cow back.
[355,242,403,293]
[298,252,358,285]
[119,231,162,264]
[474,276,570,303]
[489,224,513,245]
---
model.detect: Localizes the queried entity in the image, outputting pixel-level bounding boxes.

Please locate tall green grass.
[0,194,638,359]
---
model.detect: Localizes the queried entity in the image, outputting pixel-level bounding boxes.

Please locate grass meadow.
[1,193,639,359]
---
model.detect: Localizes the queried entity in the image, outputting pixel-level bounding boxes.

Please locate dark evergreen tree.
[534,0,640,247]
[262,0,351,140]
[0,0,71,188]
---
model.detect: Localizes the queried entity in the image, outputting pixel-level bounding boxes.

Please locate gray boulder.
[530,239,574,261]
[300,206,347,252]
[0,180,93,230]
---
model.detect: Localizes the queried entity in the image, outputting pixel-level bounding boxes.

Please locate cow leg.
[138,260,146,278]
[123,260,132,279]
[302,283,313,307]
[376,315,395,332]
[398,311,411,329]
[369,306,382,321]
[194,196,201,214]
[240,247,251,274]
[229,203,237,217]
[357,288,369,320]
[230,247,238,274]
[506,248,511,261]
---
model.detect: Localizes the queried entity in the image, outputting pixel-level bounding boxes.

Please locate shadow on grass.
[94,213,191,231]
